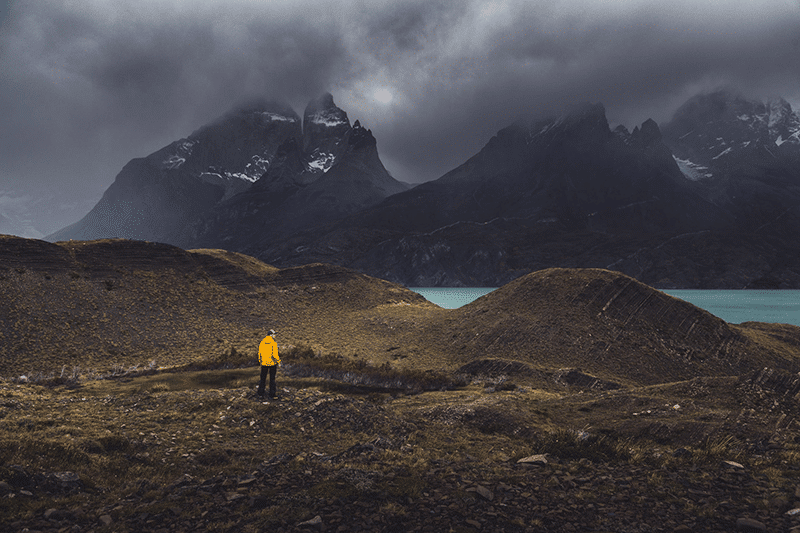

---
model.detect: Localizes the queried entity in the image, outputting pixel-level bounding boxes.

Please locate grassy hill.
[433,268,800,385]
[0,236,436,378]
[2,236,799,387]
[3,236,800,531]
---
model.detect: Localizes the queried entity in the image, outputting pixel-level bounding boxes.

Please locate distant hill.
[2,236,799,386]
[434,268,800,385]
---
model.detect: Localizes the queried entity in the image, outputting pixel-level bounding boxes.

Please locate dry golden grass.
[3,237,800,391]
[4,237,800,530]
[1,358,800,530]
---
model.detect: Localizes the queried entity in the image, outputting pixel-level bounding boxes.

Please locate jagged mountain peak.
[521,101,610,146]
[665,89,798,133]
[557,101,608,125]
[662,88,800,172]
[302,93,353,173]
[191,99,300,140]
[228,98,298,118]
[150,98,303,188]
[638,118,661,139]
[613,118,664,150]
[303,93,350,129]
[348,120,377,150]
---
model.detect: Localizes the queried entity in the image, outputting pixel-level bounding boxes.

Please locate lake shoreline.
[410,287,800,326]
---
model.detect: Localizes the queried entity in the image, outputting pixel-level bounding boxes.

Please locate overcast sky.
[1,0,800,236]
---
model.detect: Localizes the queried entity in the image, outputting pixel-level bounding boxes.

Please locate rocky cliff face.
[48,94,408,250]
[47,90,800,288]
[178,95,408,252]
[272,102,742,286]
[302,92,352,172]
[48,101,303,244]
[661,90,800,234]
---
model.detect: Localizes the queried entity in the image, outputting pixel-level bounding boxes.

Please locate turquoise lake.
[409,287,800,327]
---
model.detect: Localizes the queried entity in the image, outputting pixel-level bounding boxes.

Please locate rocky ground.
[3,237,800,531]
[2,369,800,533]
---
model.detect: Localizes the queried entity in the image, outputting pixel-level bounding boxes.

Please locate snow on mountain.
[308,111,348,127]
[662,90,800,174]
[307,150,336,173]
[161,139,197,170]
[673,157,713,181]
[300,93,353,176]
[711,147,733,160]
[256,111,298,123]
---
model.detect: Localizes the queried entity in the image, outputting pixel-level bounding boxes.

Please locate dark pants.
[258,365,277,397]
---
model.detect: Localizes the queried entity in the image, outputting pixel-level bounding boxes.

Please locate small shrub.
[691,434,742,464]
[150,382,170,393]
[533,428,630,463]
[282,346,461,393]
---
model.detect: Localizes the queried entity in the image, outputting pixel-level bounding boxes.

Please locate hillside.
[0,236,435,377]
[429,268,800,386]
[2,236,800,388]
[4,236,800,531]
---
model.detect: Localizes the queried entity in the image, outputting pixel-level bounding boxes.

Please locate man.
[257,329,281,399]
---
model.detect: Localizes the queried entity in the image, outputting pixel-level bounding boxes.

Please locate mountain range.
[48,90,800,288]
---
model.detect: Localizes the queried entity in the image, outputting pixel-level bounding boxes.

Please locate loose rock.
[736,517,766,532]
[298,515,323,527]
[474,485,493,501]
[517,454,548,465]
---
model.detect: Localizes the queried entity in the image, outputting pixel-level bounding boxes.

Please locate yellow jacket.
[258,335,280,366]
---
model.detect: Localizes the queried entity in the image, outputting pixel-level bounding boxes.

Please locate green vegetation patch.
[282,344,465,394]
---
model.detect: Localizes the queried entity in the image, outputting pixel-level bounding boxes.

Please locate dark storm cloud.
[349,0,800,182]
[1,0,799,234]
[0,0,356,232]
[0,1,10,29]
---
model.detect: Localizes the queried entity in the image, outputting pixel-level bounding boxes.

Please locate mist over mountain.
[176,95,408,251]
[46,89,800,288]
[269,91,800,288]
[48,94,407,248]
[0,193,45,240]
[661,89,800,235]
